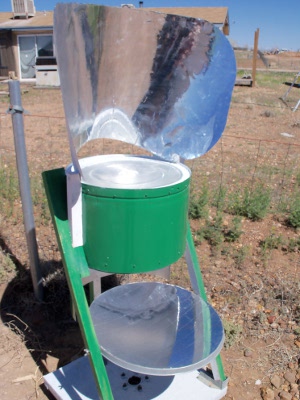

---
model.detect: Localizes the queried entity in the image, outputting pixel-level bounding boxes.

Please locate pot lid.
[78,155,190,189]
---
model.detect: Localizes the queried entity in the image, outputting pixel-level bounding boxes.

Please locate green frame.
[42,167,226,399]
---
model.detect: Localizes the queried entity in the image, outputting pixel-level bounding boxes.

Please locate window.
[18,35,54,79]
[37,36,53,57]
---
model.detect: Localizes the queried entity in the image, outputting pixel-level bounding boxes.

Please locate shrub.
[260,233,285,252]
[189,183,209,219]
[197,213,243,253]
[224,216,243,242]
[223,319,242,348]
[211,186,227,211]
[196,212,224,252]
[287,237,300,252]
[0,249,16,283]
[227,184,271,221]
[288,192,300,229]
[232,245,250,269]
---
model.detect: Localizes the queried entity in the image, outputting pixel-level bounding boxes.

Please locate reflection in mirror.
[54,4,236,163]
[90,282,224,375]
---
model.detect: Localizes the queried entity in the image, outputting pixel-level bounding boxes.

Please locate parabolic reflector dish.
[54,4,236,163]
[90,282,224,375]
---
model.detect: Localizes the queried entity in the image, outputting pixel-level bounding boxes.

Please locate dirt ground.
[0,53,300,400]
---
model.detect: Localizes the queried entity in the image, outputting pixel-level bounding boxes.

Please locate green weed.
[189,182,209,219]
[197,213,243,254]
[195,213,223,253]
[0,165,19,217]
[211,186,227,211]
[260,233,285,252]
[0,249,16,283]
[294,326,300,337]
[287,237,300,252]
[224,216,243,242]
[0,166,19,201]
[260,232,285,265]
[223,319,242,348]
[31,176,51,225]
[0,164,50,225]
[287,192,300,229]
[232,245,250,269]
[227,184,271,221]
[295,171,300,187]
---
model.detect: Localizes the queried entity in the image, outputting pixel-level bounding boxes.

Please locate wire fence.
[1,110,300,206]
[235,49,300,72]
[0,108,300,271]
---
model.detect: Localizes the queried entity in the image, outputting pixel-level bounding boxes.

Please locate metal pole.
[252,28,259,87]
[8,80,43,301]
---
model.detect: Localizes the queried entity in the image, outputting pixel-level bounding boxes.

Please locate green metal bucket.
[80,155,190,274]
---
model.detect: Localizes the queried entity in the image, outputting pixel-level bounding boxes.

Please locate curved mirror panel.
[90,282,224,375]
[54,4,236,163]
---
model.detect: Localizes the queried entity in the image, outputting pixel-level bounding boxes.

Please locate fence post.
[252,28,260,87]
[8,80,43,301]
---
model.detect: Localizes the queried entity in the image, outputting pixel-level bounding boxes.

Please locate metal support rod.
[8,80,43,301]
[185,223,227,382]
[252,28,259,87]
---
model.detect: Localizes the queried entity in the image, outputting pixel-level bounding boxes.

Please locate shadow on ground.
[0,236,119,398]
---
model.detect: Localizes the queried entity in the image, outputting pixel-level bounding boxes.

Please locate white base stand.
[44,356,227,400]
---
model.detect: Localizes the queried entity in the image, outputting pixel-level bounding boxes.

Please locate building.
[0,0,55,84]
[0,1,230,83]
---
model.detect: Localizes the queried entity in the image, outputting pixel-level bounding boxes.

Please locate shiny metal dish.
[90,282,224,375]
[79,155,190,189]
[54,4,236,163]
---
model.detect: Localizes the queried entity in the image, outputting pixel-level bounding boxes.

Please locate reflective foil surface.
[90,282,224,375]
[54,4,236,162]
